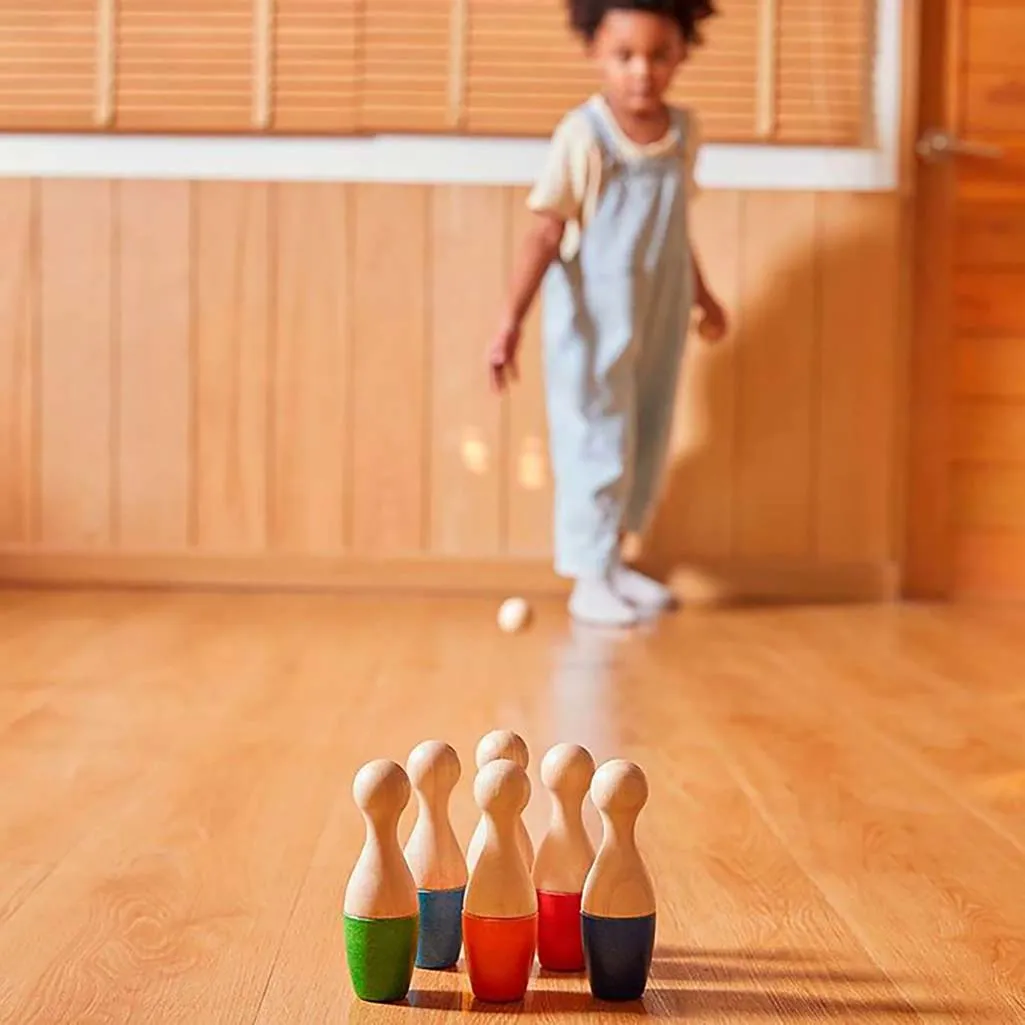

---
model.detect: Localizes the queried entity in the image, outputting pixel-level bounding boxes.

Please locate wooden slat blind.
[668,0,761,141]
[362,0,453,131]
[0,0,874,144]
[775,0,872,144]
[0,1,99,129]
[273,0,360,131]
[463,0,592,135]
[116,0,254,131]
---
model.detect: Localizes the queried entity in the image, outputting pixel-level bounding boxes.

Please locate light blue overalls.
[542,98,693,580]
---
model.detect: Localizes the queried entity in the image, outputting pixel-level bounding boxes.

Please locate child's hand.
[488,320,521,393]
[697,294,728,343]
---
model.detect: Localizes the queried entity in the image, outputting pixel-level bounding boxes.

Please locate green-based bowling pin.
[343,760,419,1003]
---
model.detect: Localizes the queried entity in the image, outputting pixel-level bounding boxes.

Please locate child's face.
[591,10,685,118]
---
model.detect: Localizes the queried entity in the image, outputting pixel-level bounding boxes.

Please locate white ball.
[497,597,531,633]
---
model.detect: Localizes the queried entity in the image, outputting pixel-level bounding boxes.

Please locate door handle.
[916,128,1005,162]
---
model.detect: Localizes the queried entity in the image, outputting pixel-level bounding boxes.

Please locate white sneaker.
[568,577,639,628]
[612,564,676,614]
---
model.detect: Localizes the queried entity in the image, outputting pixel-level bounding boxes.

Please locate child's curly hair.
[568,0,717,44]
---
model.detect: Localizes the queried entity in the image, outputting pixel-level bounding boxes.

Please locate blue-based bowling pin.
[581,760,656,1001]
[404,741,468,969]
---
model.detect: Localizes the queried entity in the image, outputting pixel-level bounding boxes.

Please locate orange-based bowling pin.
[463,759,538,1002]
[533,743,596,971]
[466,730,534,873]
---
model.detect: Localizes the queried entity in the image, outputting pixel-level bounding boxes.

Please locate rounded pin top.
[541,742,596,797]
[353,758,412,818]
[590,758,648,817]
[475,729,529,771]
[406,739,461,796]
[474,757,531,817]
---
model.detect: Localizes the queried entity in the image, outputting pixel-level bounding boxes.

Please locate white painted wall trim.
[0,0,902,192]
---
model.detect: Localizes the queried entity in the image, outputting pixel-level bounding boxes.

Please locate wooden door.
[906,0,1025,599]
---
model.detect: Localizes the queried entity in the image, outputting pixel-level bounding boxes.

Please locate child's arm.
[488,212,566,393]
[692,246,727,342]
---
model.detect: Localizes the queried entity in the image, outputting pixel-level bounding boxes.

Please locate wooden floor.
[1,591,1025,1022]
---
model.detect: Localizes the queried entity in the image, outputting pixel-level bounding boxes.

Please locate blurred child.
[489,0,727,627]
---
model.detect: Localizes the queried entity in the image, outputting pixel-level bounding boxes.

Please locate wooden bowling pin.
[463,759,538,1002]
[466,730,534,872]
[404,740,467,969]
[532,743,596,971]
[581,760,656,1002]
[343,759,419,1003]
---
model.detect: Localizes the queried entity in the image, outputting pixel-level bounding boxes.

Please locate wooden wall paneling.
[505,188,553,557]
[953,400,1025,462]
[956,271,1025,337]
[350,184,429,554]
[429,186,507,555]
[0,181,37,544]
[815,193,900,563]
[117,181,191,551]
[955,202,1025,268]
[39,181,114,549]
[193,182,271,551]
[645,189,741,567]
[955,338,1025,397]
[964,2,1025,71]
[904,0,955,597]
[270,183,350,553]
[734,192,817,559]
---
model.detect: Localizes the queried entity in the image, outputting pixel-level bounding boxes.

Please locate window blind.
[115,0,254,131]
[0,0,875,144]
[273,0,360,131]
[463,0,593,135]
[668,0,761,141]
[0,0,100,129]
[775,0,872,144]
[362,0,454,131]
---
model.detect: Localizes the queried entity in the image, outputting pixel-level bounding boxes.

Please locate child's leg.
[616,288,690,613]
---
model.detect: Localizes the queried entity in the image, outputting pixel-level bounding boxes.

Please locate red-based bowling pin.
[533,743,596,972]
[463,758,538,1002]
[466,730,534,873]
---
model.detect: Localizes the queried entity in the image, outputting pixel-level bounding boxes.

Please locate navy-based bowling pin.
[580,760,656,1001]
[404,741,467,969]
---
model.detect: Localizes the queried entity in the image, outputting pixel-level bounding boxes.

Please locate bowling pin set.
[342,730,656,1006]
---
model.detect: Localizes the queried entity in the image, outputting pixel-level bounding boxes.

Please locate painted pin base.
[343,913,418,1003]
[416,887,465,969]
[581,911,656,1002]
[537,890,585,972]
[462,912,537,1002]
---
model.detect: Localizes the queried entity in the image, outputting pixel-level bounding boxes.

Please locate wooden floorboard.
[0,592,1023,1022]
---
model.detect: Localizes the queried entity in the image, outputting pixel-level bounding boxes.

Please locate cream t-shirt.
[527,94,701,261]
